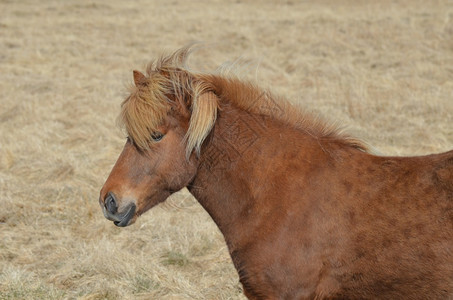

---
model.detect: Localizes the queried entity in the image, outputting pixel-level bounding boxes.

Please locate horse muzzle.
[101,192,136,227]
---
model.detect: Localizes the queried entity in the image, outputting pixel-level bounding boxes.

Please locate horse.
[99,47,453,299]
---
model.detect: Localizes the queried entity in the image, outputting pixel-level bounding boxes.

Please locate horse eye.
[151,132,164,142]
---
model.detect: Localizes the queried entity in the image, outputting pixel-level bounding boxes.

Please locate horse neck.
[187,101,319,250]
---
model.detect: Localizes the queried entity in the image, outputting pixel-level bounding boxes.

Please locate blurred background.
[1,1,452,299]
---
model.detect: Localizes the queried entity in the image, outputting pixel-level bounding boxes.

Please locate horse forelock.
[119,46,218,156]
[119,71,172,150]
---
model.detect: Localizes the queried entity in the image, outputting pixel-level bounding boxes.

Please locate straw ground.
[0,1,452,299]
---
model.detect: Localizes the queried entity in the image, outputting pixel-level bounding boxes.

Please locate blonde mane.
[119,46,366,158]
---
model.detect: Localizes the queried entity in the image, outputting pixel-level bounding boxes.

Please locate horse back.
[433,149,453,193]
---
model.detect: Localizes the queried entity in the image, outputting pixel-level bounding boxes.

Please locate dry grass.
[0,0,452,299]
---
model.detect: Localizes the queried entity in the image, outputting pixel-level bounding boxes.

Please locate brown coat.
[100,47,453,299]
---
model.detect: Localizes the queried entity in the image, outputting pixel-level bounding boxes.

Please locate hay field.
[1,0,452,299]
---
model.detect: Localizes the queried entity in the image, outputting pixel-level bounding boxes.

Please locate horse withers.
[99,47,453,299]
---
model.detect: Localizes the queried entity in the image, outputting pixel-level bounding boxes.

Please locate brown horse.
[99,47,453,299]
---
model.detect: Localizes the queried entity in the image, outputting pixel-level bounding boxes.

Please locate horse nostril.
[105,192,118,215]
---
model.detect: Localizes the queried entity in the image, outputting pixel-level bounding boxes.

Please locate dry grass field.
[1,0,452,299]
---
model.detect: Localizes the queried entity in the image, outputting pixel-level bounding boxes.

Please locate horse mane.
[119,46,367,157]
[196,74,367,152]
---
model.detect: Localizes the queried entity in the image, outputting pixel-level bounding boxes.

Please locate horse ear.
[133,70,147,87]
